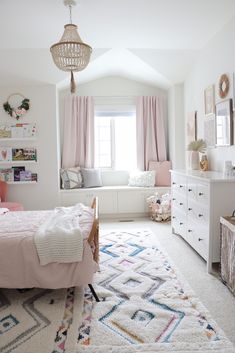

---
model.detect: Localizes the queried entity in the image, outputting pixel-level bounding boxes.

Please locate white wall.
[168,84,185,169]
[184,15,235,171]
[59,75,170,161]
[0,85,60,210]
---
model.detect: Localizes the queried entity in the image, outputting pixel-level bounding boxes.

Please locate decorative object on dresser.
[218,73,230,99]
[204,85,215,116]
[220,214,235,296]
[171,169,235,273]
[187,139,206,170]
[215,99,233,146]
[199,154,209,171]
[3,93,30,120]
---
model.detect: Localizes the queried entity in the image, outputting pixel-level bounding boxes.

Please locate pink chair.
[0,180,24,211]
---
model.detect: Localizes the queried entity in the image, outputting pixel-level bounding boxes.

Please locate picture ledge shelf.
[0,160,37,165]
[0,137,36,142]
[7,181,37,185]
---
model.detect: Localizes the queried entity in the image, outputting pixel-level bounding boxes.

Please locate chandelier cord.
[69,5,72,24]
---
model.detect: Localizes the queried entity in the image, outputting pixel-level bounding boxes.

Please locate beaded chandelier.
[50,0,92,93]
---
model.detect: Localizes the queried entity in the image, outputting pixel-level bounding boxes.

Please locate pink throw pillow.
[148,160,172,186]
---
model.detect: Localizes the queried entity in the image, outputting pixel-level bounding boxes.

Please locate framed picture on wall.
[215,99,233,146]
[187,111,197,143]
[204,85,215,116]
[233,72,235,111]
[204,116,216,147]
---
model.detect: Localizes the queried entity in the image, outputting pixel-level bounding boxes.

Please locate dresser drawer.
[197,182,209,204]
[171,174,187,196]
[187,222,209,260]
[172,194,187,215]
[187,198,209,225]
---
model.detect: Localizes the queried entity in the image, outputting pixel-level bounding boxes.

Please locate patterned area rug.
[0,287,67,353]
[70,229,235,353]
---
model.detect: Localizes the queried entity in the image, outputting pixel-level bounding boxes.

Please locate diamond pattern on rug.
[0,288,57,353]
[75,229,235,352]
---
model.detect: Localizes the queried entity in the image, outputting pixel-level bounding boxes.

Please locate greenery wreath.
[3,93,30,120]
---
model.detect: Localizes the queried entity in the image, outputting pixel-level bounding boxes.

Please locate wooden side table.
[220,216,235,296]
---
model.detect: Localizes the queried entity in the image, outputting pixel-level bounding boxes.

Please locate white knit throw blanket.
[34,204,85,265]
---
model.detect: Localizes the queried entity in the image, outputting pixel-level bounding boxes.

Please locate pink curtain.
[136,96,167,170]
[62,96,94,168]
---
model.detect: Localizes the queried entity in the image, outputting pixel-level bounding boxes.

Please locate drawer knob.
[188,188,192,192]
[179,185,183,188]
[188,208,192,211]
[198,192,204,196]
[188,229,192,232]
[180,222,183,225]
[172,216,176,219]
[198,238,203,241]
[198,214,203,217]
[172,182,176,185]
[179,202,183,205]
[172,198,176,201]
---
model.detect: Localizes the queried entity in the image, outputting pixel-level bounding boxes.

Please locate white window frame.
[94,108,136,170]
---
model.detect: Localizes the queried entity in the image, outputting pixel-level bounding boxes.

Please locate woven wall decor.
[3,93,30,120]
[219,74,230,99]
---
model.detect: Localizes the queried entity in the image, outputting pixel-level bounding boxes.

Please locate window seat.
[60,185,170,217]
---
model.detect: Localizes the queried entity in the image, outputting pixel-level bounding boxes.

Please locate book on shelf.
[12,148,37,161]
[0,125,11,138]
[0,147,12,162]
[0,168,14,182]
[12,166,25,181]
[19,170,32,181]
[31,173,38,182]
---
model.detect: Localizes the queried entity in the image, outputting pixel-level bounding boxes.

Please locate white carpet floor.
[100,217,235,346]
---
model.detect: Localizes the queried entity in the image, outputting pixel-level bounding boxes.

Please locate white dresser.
[171,170,235,273]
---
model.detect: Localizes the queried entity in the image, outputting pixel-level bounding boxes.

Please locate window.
[95,110,137,170]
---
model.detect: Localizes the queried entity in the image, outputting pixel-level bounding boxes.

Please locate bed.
[0,198,99,289]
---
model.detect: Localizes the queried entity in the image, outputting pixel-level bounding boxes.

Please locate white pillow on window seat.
[128,170,156,187]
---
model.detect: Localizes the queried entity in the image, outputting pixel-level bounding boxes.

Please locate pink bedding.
[0,209,99,289]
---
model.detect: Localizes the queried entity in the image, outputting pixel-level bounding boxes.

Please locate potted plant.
[187,139,206,170]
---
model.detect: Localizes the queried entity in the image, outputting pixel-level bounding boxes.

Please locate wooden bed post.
[88,197,100,302]
[88,197,99,263]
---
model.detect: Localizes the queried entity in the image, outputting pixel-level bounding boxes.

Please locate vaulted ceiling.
[1,0,235,88]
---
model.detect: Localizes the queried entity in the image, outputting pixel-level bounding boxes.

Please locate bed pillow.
[148,160,172,186]
[128,170,155,187]
[60,167,83,189]
[80,168,102,188]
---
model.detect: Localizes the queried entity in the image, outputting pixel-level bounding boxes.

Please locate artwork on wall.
[0,147,12,162]
[218,73,230,99]
[204,85,215,116]
[215,99,233,146]
[233,73,235,111]
[12,148,37,161]
[0,123,36,139]
[204,116,216,147]
[187,111,197,143]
